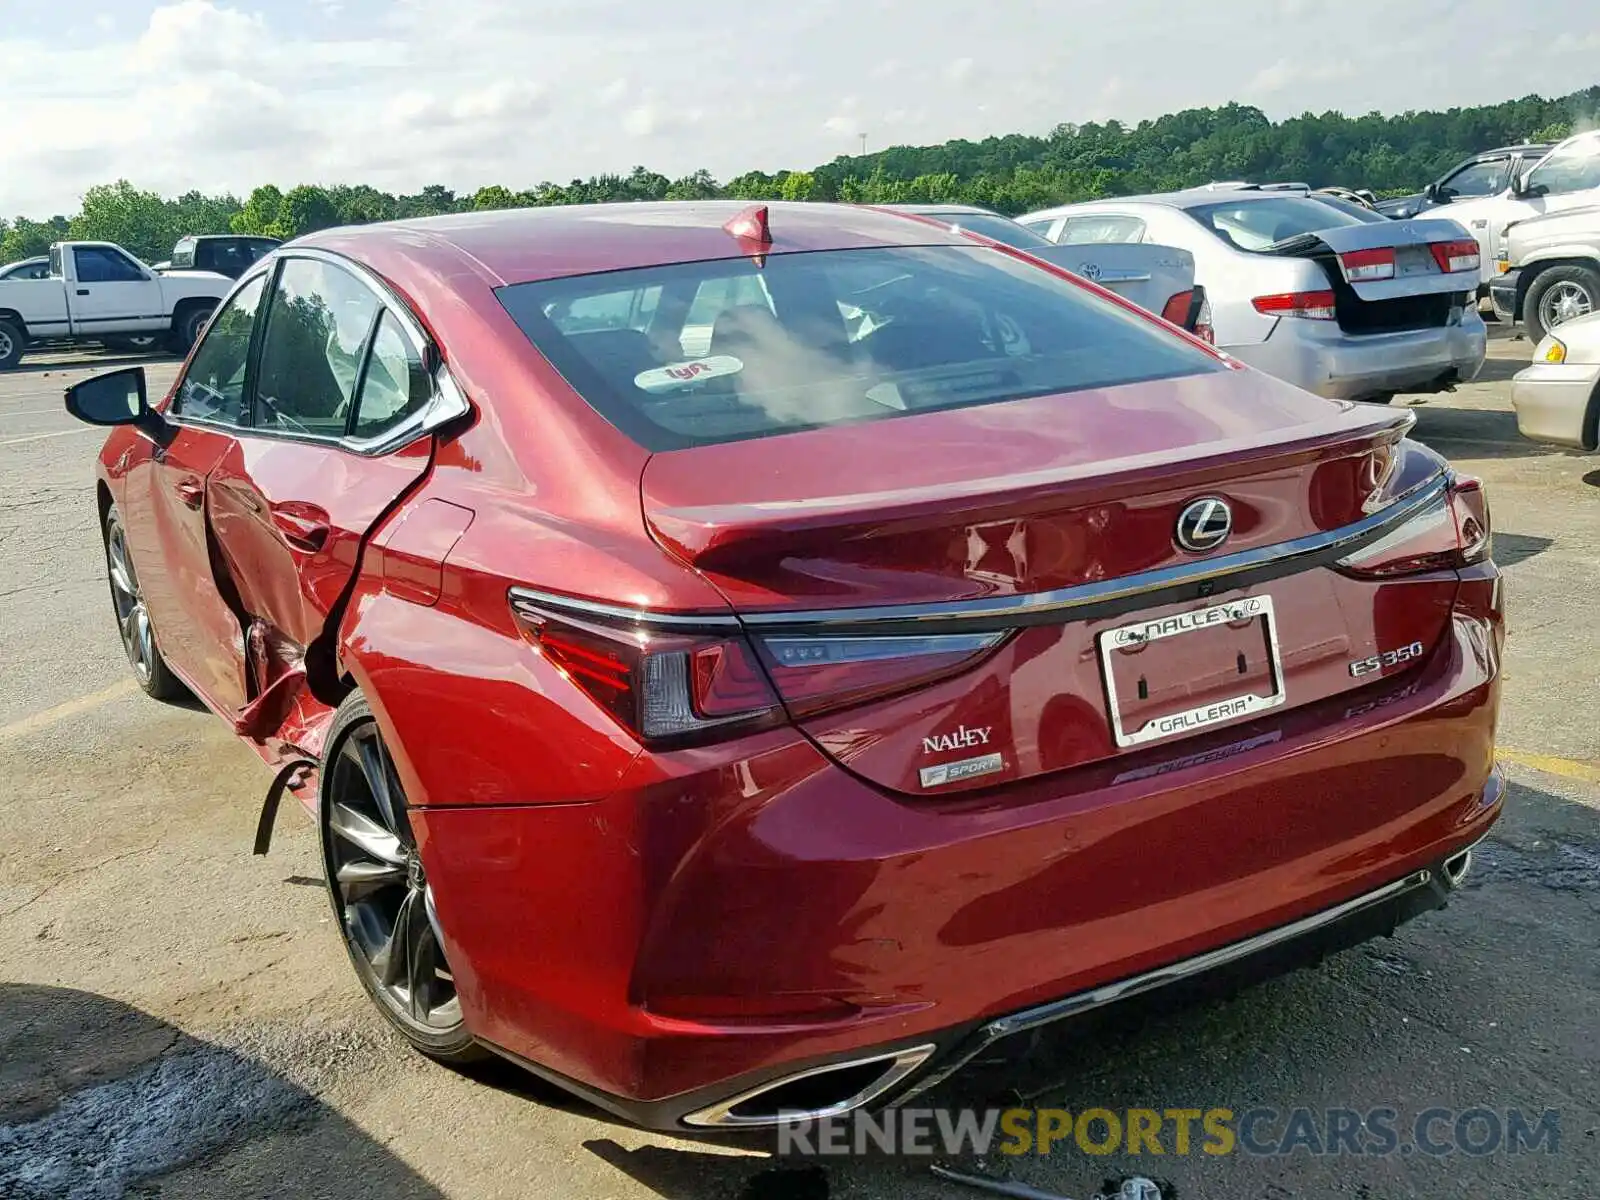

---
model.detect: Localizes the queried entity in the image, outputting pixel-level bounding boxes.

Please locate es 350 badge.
[1348,640,1425,678]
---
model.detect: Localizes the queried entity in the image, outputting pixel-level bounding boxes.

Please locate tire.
[319,691,485,1065]
[104,506,188,701]
[0,318,24,371]
[1524,264,1600,344]
[169,305,212,355]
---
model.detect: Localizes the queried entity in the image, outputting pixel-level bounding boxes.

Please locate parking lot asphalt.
[1,340,1596,1200]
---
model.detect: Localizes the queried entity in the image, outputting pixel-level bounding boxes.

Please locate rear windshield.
[497,245,1220,450]
[1184,195,1385,252]
[932,213,1053,250]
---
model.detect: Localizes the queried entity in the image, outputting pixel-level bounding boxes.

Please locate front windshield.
[1184,194,1383,251]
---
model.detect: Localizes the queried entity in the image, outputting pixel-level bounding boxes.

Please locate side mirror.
[64,367,156,429]
[1513,173,1546,199]
[1424,182,1441,202]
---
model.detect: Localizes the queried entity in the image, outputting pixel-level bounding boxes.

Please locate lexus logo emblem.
[1175,497,1233,553]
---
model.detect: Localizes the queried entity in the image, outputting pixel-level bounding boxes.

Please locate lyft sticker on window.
[634,356,744,393]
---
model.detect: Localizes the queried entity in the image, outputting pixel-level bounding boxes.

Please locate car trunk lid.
[1029,243,1198,325]
[1272,217,1480,335]
[641,369,1457,796]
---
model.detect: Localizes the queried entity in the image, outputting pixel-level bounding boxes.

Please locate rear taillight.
[1334,475,1492,579]
[756,632,1006,717]
[1160,291,1193,326]
[1340,247,1396,283]
[1430,239,1481,274]
[1160,287,1215,344]
[1192,292,1215,344]
[511,595,1009,739]
[1252,290,1337,320]
[511,598,781,742]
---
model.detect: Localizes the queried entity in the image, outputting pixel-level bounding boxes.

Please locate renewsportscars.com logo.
[776,1106,1562,1159]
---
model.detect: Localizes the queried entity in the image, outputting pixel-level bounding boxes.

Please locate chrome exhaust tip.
[682,1044,936,1129]
[1442,848,1474,889]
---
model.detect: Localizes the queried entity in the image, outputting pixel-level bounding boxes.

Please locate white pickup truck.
[0,241,233,370]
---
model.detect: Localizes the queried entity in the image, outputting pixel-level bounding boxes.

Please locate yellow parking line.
[0,680,137,741]
[1497,748,1600,785]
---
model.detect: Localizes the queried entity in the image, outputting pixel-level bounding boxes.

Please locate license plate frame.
[1098,595,1287,749]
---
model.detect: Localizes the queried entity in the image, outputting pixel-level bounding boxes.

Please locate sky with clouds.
[1,0,1597,216]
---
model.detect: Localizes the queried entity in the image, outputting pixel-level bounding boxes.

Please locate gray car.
[1021,186,1487,403]
[877,204,1206,333]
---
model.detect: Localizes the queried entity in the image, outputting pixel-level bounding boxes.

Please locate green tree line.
[3,85,1593,267]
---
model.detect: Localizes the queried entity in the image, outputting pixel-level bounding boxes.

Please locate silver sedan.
[1022,187,1487,403]
[1513,311,1600,450]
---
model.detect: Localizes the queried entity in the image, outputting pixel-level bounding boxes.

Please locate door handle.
[271,509,331,553]
[175,479,204,510]
[76,288,90,296]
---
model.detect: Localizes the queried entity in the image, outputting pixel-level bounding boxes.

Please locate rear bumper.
[1233,315,1487,400]
[1512,360,1600,449]
[415,577,1505,1133]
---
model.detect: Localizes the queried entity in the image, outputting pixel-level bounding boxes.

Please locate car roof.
[298,201,974,288]
[1038,187,1335,213]
[881,203,1004,217]
[180,234,280,243]
[1473,143,1554,157]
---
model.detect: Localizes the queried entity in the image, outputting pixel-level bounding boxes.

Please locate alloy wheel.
[0,328,13,361]
[324,719,462,1031]
[107,520,155,685]
[1539,281,1594,333]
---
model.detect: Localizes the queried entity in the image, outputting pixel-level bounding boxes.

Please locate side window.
[254,258,380,437]
[173,276,267,426]
[1440,159,1506,199]
[1019,217,1062,242]
[1058,215,1147,245]
[205,243,250,278]
[73,247,146,283]
[1527,136,1600,195]
[350,312,430,440]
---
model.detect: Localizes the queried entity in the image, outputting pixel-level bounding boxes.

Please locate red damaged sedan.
[65,201,1504,1130]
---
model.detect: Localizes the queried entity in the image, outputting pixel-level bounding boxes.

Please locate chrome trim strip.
[739,474,1447,631]
[893,867,1437,1106]
[508,588,741,631]
[512,474,1446,637]
[682,1044,937,1129]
